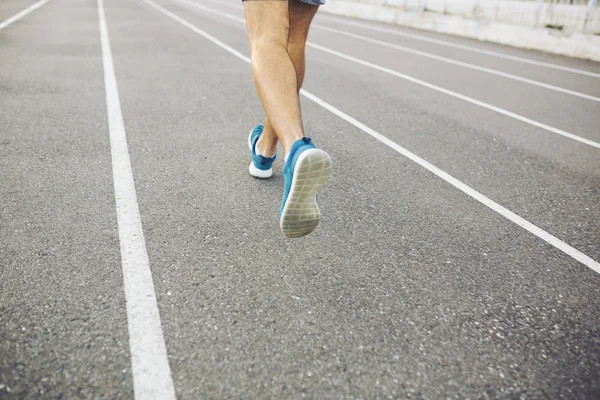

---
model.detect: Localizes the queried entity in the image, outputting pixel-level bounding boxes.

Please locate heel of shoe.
[249,162,273,179]
[280,149,332,238]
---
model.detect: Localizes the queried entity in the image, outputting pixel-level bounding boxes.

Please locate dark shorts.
[242,0,325,4]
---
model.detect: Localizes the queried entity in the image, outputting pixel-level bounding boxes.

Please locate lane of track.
[0,0,132,397]
[315,13,600,82]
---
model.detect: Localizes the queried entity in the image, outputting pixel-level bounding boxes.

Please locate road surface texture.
[1,0,599,398]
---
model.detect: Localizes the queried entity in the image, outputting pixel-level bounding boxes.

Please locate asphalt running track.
[1,0,599,398]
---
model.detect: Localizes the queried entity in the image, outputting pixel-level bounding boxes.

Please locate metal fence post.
[535,0,544,27]
[494,0,501,22]
[474,0,481,18]
[584,0,597,32]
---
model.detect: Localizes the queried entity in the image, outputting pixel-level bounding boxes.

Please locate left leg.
[244,0,304,156]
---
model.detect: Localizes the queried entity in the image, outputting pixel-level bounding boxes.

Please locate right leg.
[244,0,304,157]
[259,0,319,157]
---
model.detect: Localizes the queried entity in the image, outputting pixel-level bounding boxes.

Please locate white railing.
[347,0,600,33]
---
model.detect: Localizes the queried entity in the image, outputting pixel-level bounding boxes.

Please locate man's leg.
[258,0,318,157]
[245,0,330,238]
[244,0,304,157]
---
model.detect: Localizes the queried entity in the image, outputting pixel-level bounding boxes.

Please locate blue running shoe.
[280,137,332,238]
[248,124,276,179]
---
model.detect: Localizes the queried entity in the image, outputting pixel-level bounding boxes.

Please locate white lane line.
[316,14,600,79]
[176,0,245,22]
[313,25,600,103]
[308,43,600,150]
[0,0,51,31]
[98,0,177,399]
[145,0,250,61]
[143,0,600,275]
[172,0,600,151]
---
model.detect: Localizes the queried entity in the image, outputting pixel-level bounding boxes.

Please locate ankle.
[256,137,277,158]
[283,135,305,160]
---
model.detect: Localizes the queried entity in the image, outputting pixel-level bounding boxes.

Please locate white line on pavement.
[173,0,600,151]
[315,15,600,80]
[313,25,600,103]
[145,0,250,61]
[0,0,51,31]
[178,0,242,21]
[143,0,600,275]
[195,0,600,79]
[98,0,177,398]
[308,42,600,150]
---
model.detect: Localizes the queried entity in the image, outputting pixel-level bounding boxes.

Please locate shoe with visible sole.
[280,137,332,238]
[248,124,276,179]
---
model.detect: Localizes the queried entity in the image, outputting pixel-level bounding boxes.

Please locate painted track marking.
[98,0,177,398]
[0,0,52,31]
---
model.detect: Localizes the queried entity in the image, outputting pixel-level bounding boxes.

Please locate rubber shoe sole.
[280,149,332,238]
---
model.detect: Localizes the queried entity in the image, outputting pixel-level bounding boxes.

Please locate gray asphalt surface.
[1,0,600,398]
